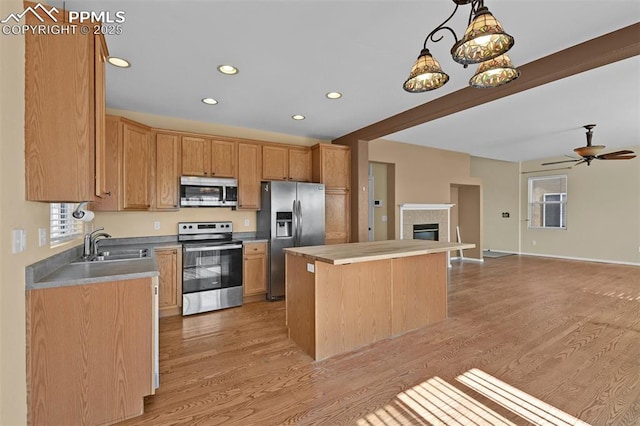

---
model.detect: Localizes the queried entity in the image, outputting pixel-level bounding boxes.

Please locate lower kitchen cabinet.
[156,246,182,317]
[243,242,268,299]
[26,277,157,425]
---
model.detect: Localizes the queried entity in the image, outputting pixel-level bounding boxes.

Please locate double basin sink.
[72,248,151,264]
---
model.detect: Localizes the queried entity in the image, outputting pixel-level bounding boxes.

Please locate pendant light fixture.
[403,0,518,92]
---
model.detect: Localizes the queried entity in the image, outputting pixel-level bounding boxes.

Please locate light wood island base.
[284,240,473,360]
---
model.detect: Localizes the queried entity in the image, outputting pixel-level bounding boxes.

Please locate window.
[50,203,84,245]
[528,175,567,229]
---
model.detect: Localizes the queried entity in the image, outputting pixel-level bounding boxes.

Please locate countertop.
[284,240,475,265]
[29,257,159,290]
[26,234,267,291]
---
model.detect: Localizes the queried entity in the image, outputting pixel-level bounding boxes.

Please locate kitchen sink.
[71,248,151,263]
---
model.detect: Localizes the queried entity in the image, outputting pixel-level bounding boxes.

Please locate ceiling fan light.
[451,7,514,65]
[469,53,520,88]
[574,145,605,157]
[403,49,450,92]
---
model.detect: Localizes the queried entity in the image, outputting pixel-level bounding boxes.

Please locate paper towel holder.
[72,201,90,220]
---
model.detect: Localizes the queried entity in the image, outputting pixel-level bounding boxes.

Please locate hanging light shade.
[451,6,514,65]
[403,48,450,92]
[469,53,520,88]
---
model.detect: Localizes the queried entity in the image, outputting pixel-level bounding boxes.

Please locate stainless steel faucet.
[83,227,112,258]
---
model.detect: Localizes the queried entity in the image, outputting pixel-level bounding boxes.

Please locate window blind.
[50,203,84,245]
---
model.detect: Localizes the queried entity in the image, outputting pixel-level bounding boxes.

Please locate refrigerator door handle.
[292,199,298,246]
[297,200,303,244]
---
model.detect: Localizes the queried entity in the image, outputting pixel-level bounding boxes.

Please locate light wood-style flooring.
[117,255,640,425]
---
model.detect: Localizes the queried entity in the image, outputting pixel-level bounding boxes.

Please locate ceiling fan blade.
[597,150,635,158]
[541,159,581,166]
[597,155,637,160]
[574,159,587,166]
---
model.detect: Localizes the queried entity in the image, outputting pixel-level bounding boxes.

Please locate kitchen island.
[284,240,474,360]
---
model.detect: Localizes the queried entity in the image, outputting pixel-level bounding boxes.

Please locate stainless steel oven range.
[178,221,243,315]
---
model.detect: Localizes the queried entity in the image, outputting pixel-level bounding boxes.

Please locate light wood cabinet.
[211,139,237,177]
[312,144,350,189]
[312,144,351,244]
[27,278,156,425]
[24,4,108,201]
[181,136,237,178]
[181,136,209,177]
[262,145,312,182]
[156,247,182,317]
[288,147,312,182]
[243,242,268,297]
[325,189,351,244]
[237,142,262,210]
[154,133,180,210]
[262,145,289,181]
[92,116,152,211]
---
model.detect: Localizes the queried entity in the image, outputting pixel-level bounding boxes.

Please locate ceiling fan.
[542,124,636,166]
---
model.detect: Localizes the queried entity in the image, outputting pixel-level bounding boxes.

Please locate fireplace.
[413,223,439,241]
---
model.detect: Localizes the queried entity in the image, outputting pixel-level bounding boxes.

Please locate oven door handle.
[184,244,243,252]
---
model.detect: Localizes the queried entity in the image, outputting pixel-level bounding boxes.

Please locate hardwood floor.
[117,256,640,425]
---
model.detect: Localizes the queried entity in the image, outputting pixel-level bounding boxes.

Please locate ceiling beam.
[332,22,640,145]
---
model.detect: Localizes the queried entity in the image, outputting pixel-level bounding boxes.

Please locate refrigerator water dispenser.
[275,212,293,237]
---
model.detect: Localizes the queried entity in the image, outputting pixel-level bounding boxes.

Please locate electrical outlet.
[244,219,250,227]
[532,240,537,246]
[154,221,160,230]
[38,228,47,247]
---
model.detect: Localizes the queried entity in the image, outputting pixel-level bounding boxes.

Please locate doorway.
[368,162,395,241]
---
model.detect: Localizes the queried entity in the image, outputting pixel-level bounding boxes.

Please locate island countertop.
[283,239,475,265]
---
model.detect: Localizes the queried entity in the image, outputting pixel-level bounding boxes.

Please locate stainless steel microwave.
[179,176,238,207]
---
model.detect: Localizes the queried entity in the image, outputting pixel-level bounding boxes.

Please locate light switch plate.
[12,229,25,253]
[306,263,315,273]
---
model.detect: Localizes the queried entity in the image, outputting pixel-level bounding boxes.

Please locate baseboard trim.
[518,251,640,267]
[451,256,485,263]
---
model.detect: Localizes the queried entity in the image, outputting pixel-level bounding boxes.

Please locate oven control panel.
[178,221,233,236]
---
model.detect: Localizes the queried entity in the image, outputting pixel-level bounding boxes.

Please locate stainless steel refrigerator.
[256,181,325,300]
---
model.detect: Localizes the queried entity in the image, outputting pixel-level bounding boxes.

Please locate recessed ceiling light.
[292,115,305,120]
[107,56,131,68]
[202,98,218,105]
[326,91,342,99]
[217,65,239,75]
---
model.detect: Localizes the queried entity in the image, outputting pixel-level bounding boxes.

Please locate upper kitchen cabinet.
[237,142,262,210]
[262,145,312,182]
[154,132,181,210]
[181,136,237,178]
[288,147,312,182]
[312,144,350,190]
[25,4,108,202]
[92,116,152,211]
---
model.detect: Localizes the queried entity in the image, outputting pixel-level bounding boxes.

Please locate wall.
[520,149,640,264]
[470,156,520,252]
[1,1,75,421]
[370,162,388,241]
[368,139,481,239]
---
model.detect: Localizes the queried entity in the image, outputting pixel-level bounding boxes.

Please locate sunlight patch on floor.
[456,368,591,426]
[358,369,592,425]
[357,376,516,425]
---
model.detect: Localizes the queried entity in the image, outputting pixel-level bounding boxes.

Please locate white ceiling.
[54,0,640,162]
